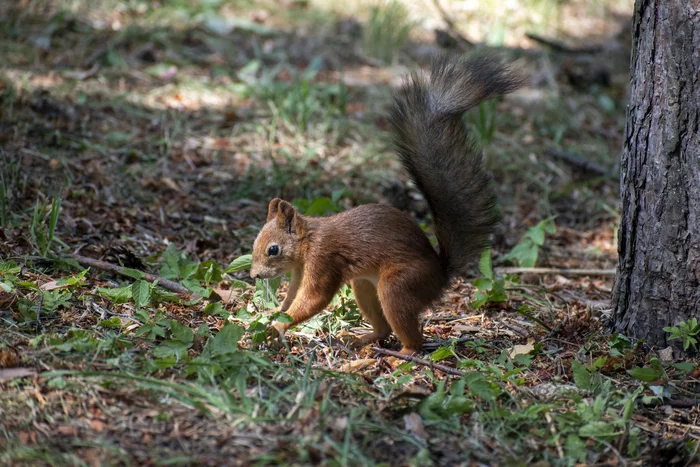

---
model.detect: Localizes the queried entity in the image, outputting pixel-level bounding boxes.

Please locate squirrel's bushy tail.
[389,53,525,278]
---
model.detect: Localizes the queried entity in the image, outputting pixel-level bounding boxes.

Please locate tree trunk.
[613,0,700,349]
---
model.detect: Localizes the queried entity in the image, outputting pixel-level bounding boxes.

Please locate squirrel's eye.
[267,245,279,256]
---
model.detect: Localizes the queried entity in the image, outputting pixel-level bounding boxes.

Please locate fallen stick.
[496,267,616,277]
[69,254,191,295]
[546,148,614,177]
[371,347,465,377]
[525,33,603,54]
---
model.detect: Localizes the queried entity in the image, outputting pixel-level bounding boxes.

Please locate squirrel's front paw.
[267,321,288,350]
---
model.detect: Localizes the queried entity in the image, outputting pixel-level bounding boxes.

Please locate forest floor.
[1,1,699,466]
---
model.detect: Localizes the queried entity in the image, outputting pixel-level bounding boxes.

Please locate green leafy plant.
[664,318,700,351]
[362,0,413,64]
[504,216,556,267]
[293,190,344,216]
[30,197,62,256]
[249,56,347,131]
[468,99,499,147]
[0,260,21,293]
[472,249,507,309]
[225,254,252,274]
[627,355,669,384]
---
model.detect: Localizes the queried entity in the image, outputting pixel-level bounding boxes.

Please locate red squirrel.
[250,54,524,354]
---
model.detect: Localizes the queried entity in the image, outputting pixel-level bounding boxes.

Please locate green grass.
[361,0,413,64]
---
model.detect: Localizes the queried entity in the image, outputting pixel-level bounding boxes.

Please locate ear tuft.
[276,200,297,233]
[267,198,283,222]
[277,201,304,234]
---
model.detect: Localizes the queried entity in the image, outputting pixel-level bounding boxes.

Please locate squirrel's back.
[388,53,525,278]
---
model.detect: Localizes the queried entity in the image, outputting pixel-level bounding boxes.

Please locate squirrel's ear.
[276,200,303,234]
[267,198,282,222]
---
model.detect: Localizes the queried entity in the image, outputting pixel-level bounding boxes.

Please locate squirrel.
[250,54,524,354]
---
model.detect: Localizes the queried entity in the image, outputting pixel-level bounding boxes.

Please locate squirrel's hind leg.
[376,268,429,355]
[351,279,392,343]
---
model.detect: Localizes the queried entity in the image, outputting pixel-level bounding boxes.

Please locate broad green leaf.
[17,281,40,291]
[430,346,454,362]
[56,268,89,287]
[571,360,592,390]
[506,242,538,268]
[161,244,181,279]
[565,434,587,463]
[209,323,244,356]
[120,268,145,280]
[473,277,492,292]
[170,320,194,346]
[478,249,492,278]
[229,279,249,289]
[627,366,663,382]
[203,302,224,316]
[463,373,500,401]
[131,280,151,307]
[225,254,252,273]
[489,278,507,302]
[272,312,293,324]
[527,225,546,246]
[673,362,697,373]
[471,292,488,309]
[0,281,12,292]
[153,340,190,359]
[98,285,132,304]
[579,421,616,440]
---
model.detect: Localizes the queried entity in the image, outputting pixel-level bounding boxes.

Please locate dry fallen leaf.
[18,431,37,445]
[453,324,481,334]
[210,287,239,305]
[508,342,535,359]
[40,280,67,291]
[90,419,106,433]
[0,368,35,382]
[658,346,674,362]
[0,348,21,368]
[339,358,377,373]
[404,413,429,439]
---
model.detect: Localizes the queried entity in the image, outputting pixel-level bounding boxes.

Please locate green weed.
[504,216,556,267]
[468,98,499,148]
[293,190,345,216]
[471,249,507,309]
[361,0,413,64]
[249,57,347,132]
[664,318,700,352]
[29,197,62,257]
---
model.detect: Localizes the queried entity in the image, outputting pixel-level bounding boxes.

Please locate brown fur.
[249,54,524,354]
[251,203,445,353]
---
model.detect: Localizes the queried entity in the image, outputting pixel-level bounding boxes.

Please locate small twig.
[89,301,138,323]
[545,412,565,459]
[525,33,603,54]
[496,267,616,277]
[371,347,465,377]
[422,337,477,350]
[69,254,191,295]
[546,148,615,178]
[651,398,700,409]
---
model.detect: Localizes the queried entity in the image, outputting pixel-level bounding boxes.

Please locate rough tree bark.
[613,0,700,349]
